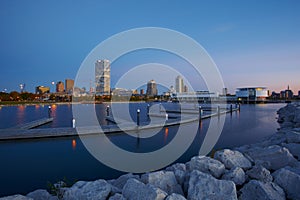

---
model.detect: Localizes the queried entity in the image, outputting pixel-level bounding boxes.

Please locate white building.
[175,75,184,93]
[95,60,110,95]
[236,87,268,102]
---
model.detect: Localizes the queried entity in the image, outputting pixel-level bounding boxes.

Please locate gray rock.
[108,193,126,200]
[239,180,285,200]
[165,193,186,200]
[273,168,300,200]
[186,156,225,178]
[284,130,300,143]
[214,149,252,170]
[166,163,186,185]
[27,189,58,200]
[122,178,167,200]
[0,195,33,200]
[141,171,183,195]
[188,170,237,200]
[282,143,300,160]
[62,179,111,200]
[166,163,186,172]
[112,173,139,190]
[244,145,298,170]
[222,167,245,185]
[246,165,273,182]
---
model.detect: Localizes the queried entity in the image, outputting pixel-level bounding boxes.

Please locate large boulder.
[0,195,33,200]
[122,178,167,200]
[141,171,183,195]
[165,163,187,185]
[27,189,58,200]
[187,170,237,200]
[222,167,245,186]
[111,173,139,190]
[281,143,300,160]
[239,180,285,200]
[186,156,225,178]
[244,145,298,170]
[165,193,186,200]
[273,168,300,200]
[62,179,111,200]
[214,149,252,170]
[108,193,126,200]
[246,165,273,182]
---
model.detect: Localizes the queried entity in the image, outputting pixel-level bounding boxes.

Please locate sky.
[0,0,300,94]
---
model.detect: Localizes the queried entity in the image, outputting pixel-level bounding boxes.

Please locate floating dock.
[0,108,238,141]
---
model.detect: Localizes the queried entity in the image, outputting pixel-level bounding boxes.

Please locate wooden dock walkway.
[0,108,238,141]
[7,118,53,130]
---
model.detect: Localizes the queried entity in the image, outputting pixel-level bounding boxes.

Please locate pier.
[0,106,239,141]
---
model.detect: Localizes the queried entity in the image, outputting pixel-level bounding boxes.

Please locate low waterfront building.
[174,91,219,102]
[236,87,268,103]
[35,86,50,94]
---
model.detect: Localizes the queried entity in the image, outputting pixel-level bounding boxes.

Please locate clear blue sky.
[0,0,300,94]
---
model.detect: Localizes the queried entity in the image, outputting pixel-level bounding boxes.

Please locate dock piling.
[137,109,140,126]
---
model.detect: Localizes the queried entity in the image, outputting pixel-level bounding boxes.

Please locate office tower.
[183,85,188,93]
[56,81,64,93]
[175,75,184,93]
[146,80,158,96]
[95,59,110,95]
[65,79,74,94]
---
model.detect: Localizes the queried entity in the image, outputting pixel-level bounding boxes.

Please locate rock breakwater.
[1,103,300,200]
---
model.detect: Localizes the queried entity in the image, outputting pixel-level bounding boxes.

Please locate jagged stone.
[166,163,186,172]
[188,170,237,200]
[166,163,186,185]
[284,130,300,143]
[27,189,58,200]
[244,145,298,170]
[62,179,111,200]
[214,149,252,170]
[112,173,139,190]
[122,178,167,200]
[141,171,183,195]
[0,195,33,200]
[273,168,300,200]
[282,143,300,160]
[165,193,186,200]
[239,180,285,200]
[222,167,245,185]
[108,193,126,200]
[186,156,225,178]
[246,165,273,182]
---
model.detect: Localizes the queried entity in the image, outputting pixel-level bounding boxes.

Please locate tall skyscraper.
[146,80,158,96]
[65,79,74,94]
[175,75,184,93]
[95,59,111,95]
[56,81,64,93]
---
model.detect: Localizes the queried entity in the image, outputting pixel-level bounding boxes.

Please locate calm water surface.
[0,103,284,197]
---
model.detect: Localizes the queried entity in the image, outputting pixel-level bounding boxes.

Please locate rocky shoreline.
[1,103,300,200]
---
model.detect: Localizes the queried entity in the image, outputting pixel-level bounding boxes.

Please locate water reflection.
[164,127,169,144]
[72,139,77,150]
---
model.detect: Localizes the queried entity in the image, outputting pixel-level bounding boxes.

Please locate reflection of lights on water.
[35,105,40,109]
[199,121,203,130]
[164,127,169,143]
[51,104,57,110]
[18,105,25,111]
[72,139,77,150]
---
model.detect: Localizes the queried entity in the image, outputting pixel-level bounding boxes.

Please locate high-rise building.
[65,79,74,94]
[140,89,144,95]
[56,81,64,93]
[183,85,188,93]
[175,76,184,93]
[146,80,158,96]
[222,88,228,96]
[95,59,110,95]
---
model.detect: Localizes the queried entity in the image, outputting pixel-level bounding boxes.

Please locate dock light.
[137,109,140,126]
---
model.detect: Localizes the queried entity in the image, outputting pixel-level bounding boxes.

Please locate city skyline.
[0,1,300,94]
